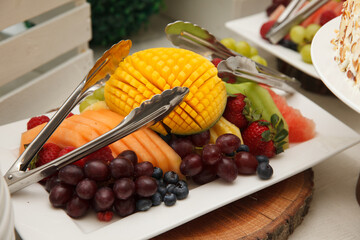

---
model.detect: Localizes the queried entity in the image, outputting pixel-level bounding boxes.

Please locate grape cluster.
[170,131,274,184]
[46,150,189,221]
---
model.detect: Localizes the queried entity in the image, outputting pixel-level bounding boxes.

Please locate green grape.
[235,41,251,57]
[289,25,306,44]
[251,55,268,66]
[79,95,99,112]
[300,44,312,64]
[220,38,236,51]
[250,46,258,57]
[93,86,105,101]
[305,24,321,42]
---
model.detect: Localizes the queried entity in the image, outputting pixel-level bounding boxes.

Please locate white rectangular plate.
[225,12,319,78]
[1,90,359,240]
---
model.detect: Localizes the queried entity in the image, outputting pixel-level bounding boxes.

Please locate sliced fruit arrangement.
[20,44,316,223]
[20,109,182,177]
[104,47,227,135]
[261,0,344,64]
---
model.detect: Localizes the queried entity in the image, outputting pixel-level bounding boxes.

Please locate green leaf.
[261,130,271,142]
[276,119,285,132]
[274,129,289,142]
[275,140,287,148]
[259,121,270,126]
[270,114,280,127]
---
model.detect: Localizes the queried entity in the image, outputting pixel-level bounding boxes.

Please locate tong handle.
[6,87,189,194]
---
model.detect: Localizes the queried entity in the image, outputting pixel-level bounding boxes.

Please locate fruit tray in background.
[225,12,332,94]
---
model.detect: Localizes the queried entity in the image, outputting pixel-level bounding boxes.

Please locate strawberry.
[260,20,276,40]
[223,93,249,130]
[58,146,86,167]
[27,115,50,130]
[72,146,114,168]
[36,143,62,167]
[211,58,223,67]
[242,114,288,158]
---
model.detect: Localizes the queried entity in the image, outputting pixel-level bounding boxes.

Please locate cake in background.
[333,0,360,84]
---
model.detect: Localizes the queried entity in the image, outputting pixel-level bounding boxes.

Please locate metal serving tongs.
[4,37,189,194]
[165,21,300,89]
[266,0,330,44]
[217,56,297,93]
[5,86,188,194]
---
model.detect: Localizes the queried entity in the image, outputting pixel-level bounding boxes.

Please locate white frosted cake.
[333,0,360,84]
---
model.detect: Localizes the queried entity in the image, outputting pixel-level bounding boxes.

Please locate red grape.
[134,161,154,177]
[76,178,97,200]
[192,165,218,185]
[190,130,210,147]
[234,151,258,175]
[118,150,138,166]
[49,184,73,208]
[66,196,89,218]
[169,138,194,158]
[58,165,84,186]
[135,176,157,197]
[114,197,135,217]
[180,153,203,176]
[84,160,110,182]
[202,144,222,165]
[113,178,135,200]
[109,157,134,179]
[216,134,241,154]
[93,187,115,211]
[216,157,238,182]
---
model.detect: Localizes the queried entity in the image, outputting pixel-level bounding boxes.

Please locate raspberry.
[72,146,114,168]
[319,10,336,26]
[27,115,50,130]
[260,20,276,40]
[58,146,90,168]
[66,113,74,118]
[97,211,113,222]
[36,143,62,167]
[84,146,114,164]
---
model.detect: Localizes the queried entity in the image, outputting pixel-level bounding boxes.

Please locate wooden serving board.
[154,169,314,240]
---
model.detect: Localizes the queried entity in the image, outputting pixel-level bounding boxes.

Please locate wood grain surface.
[154,169,314,240]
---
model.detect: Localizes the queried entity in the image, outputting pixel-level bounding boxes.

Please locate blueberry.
[157,185,167,197]
[151,192,162,206]
[173,181,189,200]
[225,152,235,157]
[279,39,298,51]
[166,183,176,193]
[152,167,163,179]
[163,171,179,184]
[136,198,152,211]
[236,144,249,152]
[163,193,177,206]
[257,162,273,180]
[256,155,269,164]
[155,178,165,187]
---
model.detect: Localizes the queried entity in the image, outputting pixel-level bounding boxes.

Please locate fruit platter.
[225,0,344,79]
[1,32,360,239]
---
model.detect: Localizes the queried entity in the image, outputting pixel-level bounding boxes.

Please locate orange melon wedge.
[20,109,182,176]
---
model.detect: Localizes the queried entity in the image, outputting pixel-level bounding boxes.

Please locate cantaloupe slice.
[67,115,128,156]
[80,109,160,169]
[19,123,88,153]
[20,109,182,176]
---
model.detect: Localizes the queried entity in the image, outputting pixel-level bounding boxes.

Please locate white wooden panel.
[0,3,91,88]
[0,49,93,126]
[0,0,74,30]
